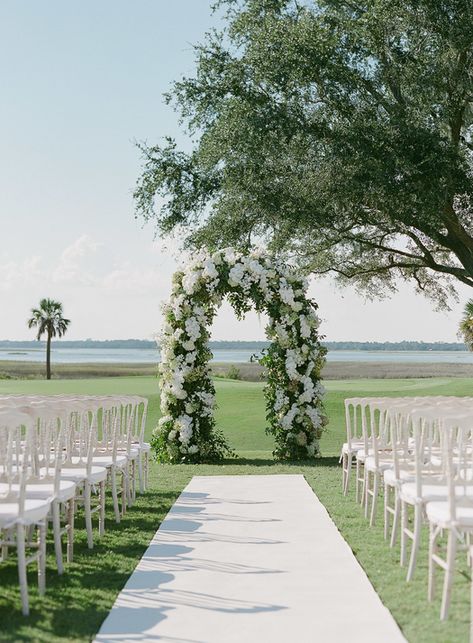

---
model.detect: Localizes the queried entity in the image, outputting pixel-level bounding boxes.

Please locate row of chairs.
[341,396,473,620]
[0,394,149,615]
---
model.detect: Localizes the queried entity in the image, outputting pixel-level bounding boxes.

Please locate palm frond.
[26,299,70,341]
[459,299,473,351]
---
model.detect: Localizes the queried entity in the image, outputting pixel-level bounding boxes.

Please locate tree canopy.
[135,0,473,307]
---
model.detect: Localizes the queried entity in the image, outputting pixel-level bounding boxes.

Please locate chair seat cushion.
[71,454,127,468]
[426,500,473,527]
[401,481,473,504]
[341,440,364,455]
[0,497,51,528]
[0,480,76,502]
[60,465,107,484]
[132,441,151,452]
[117,448,139,460]
[364,455,392,473]
[384,468,415,486]
[91,454,127,468]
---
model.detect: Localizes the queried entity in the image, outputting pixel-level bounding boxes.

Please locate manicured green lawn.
[0,376,471,642]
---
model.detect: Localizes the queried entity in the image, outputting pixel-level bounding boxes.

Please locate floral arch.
[153,248,327,463]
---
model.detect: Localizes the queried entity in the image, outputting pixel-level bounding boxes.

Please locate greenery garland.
[153,248,327,463]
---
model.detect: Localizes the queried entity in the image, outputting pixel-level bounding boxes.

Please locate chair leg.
[121,470,127,517]
[384,483,390,539]
[138,452,144,494]
[390,493,400,548]
[110,468,120,523]
[16,523,29,616]
[144,451,149,490]
[37,520,46,595]
[370,473,379,526]
[99,480,106,536]
[364,470,370,519]
[428,522,437,602]
[407,504,422,581]
[67,497,75,563]
[52,501,64,575]
[441,530,457,620]
[84,481,94,549]
[355,459,361,503]
[131,459,136,504]
[400,501,408,567]
[1,528,9,561]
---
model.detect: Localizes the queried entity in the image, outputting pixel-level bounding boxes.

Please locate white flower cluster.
[155,248,326,462]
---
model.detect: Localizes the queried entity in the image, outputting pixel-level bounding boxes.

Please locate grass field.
[0,376,472,642]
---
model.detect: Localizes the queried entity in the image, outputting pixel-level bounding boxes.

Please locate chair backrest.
[441,413,473,524]
[0,408,36,518]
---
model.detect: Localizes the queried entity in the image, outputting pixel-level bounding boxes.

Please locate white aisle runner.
[95,474,405,643]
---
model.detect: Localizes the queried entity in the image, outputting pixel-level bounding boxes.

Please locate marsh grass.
[3,359,473,381]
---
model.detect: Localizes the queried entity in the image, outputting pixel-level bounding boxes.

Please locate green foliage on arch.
[153,248,327,463]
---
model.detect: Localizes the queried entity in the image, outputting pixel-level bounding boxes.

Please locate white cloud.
[52,235,102,284]
[0,256,44,291]
[101,263,166,294]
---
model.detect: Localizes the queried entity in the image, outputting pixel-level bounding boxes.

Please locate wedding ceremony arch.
[154,248,327,463]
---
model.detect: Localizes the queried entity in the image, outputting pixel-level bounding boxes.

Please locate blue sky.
[0,0,469,342]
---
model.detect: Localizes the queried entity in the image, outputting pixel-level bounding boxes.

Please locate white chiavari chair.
[383,400,417,545]
[119,396,149,499]
[397,402,473,582]
[59,399,107,549]
[363,398,400,525]
[341,398,365,496]
[382,397,452,547]
[0,409,51,615]
[425,413,473,619]
[13,400,75,575]
[88,396,130,522]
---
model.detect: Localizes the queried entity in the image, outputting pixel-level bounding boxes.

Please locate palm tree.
[459,299,473,351]
[27,298,70,380]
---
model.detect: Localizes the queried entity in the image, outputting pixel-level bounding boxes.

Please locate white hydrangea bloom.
[202,258,219,280]
[185,317,201,341]
[305,406,321,428]
[182,270,201,295]
[274,388,288,412]
[280,404,299,430]
[228,263,246,286]
[176,414,193,444]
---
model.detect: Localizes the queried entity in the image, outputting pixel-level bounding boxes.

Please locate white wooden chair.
[399,405,473,582]
[425,414,473,619]
[0,409,51,615]
[60,399,107,549]
[362,398,397,525]
[341,398,366,496]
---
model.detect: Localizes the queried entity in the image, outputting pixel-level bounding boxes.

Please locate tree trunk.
[46,331,51,380]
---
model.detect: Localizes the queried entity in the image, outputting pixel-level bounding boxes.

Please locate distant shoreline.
[0,340,468,352]
[1,360,473,381]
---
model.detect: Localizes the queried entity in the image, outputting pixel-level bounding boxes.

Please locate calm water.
[1,347,473,364]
